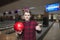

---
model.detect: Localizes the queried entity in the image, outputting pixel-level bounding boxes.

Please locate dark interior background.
[0,0,19,7]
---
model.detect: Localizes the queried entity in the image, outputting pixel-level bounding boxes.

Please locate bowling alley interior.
[0,0,60,40]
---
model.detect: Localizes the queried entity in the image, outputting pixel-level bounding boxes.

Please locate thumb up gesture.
[35,24,42,31]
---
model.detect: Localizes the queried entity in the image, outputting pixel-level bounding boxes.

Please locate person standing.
[16,11,42,40]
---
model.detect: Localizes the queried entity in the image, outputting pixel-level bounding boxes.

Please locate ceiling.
[0,0,18,7]
[0,0,60,15]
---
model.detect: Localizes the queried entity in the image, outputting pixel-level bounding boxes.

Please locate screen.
[46,3,60,12]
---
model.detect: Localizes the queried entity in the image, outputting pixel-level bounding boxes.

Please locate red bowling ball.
[14,22,24,31]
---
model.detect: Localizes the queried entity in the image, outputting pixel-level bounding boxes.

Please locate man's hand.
[36,24,42,31]
[16,31,22,34]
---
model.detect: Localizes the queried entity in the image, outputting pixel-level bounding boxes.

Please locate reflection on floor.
[43,22,60,40]
[0,33,16,40]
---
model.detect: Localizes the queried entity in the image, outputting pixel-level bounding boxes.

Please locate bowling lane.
[0,20,14,28]
[0,32,17,40]
[0,21,53,40]
[0,20,16,40]
[0,20,15,34]
[43,22,60,40]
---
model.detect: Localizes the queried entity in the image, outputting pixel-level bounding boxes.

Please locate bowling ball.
[14,22,24,31]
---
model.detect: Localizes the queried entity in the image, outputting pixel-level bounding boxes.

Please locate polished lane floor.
[43,22,60,40]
